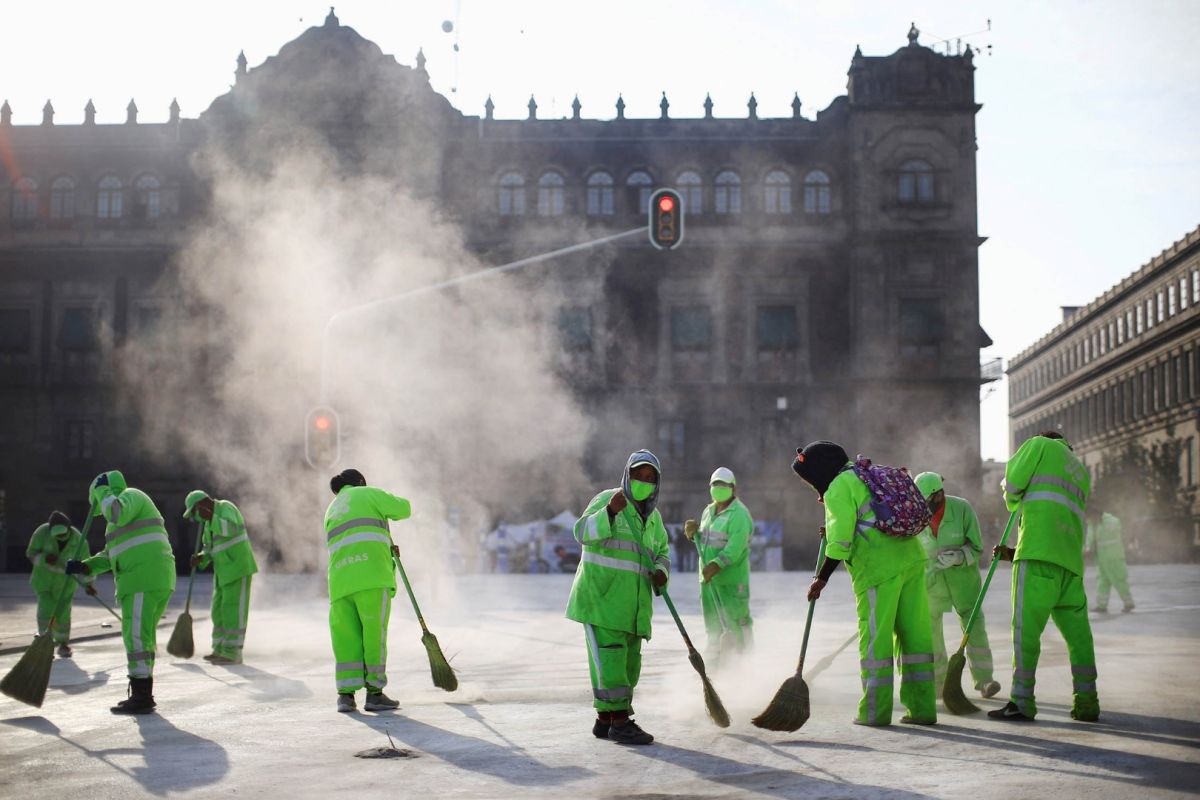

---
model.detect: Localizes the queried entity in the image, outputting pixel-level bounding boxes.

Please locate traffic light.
[305,405,340,469]
[649,188,684,250]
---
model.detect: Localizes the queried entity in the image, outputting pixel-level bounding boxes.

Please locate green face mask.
[629,480,656,502]
[710,485,733,503]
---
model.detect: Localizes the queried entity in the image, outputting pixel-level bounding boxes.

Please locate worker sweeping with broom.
[683,467,754,665]
[324,468,410,714]
[27,511,96,659]
[913,472,1001,700]
[989,431,1099,723]
[566,449,671,745]
[65,470,176,714]
[792,441,937,727]
[184,490,258,664]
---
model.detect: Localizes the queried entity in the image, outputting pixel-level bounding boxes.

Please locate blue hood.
[621,449,662,520]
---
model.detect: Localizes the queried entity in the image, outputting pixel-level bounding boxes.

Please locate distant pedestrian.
[1086,508,1134,613]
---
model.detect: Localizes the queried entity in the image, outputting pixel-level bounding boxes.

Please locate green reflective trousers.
[330,587,392,694]
[700,580,752,661]
[211,576,252,661]
[121,590,172,679]
[36,589,74,645]
[584,624,642,712]
[1094,555,1132,610]
[927,566,995,689]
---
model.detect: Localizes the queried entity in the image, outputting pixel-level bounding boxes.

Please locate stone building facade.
[1008,227,1200,555]
[0,12,987,569]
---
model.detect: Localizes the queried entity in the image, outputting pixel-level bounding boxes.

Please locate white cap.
[709,467,736,485]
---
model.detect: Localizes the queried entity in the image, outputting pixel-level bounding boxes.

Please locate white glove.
[937,549,966,568]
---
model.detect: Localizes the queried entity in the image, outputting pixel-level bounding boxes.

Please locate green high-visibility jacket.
[916,496,983,572]
[1004,436,1090,576]
[1085,512,1126,562]
[196,499,258,585]
[566,488,671,639]
[697,497,752,587]
[27,524,92,595]
[324,486,411,603]
[823,468,926,596]
[83,488,177,598]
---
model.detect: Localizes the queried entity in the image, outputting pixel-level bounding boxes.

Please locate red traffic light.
[305,405,340,469]
[658,195,675,213]
[648,188,684,251]
[314,415,331,432]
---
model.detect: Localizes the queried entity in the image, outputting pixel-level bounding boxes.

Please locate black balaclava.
[330,468,367,495]
[791,440,851,499]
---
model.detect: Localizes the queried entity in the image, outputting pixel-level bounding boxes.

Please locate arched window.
[97,176,123,219]
[714,171,741,214]
[497,172,525,216]
[677,171,702,215]
[537,171,565,216]
[11,178,38,221]
[134,174,161,219]
[764,170,792,214]
[626,170,653,214]
[803,171,831,215]
[50,176,75,220]
[586,171,614,216]
[898,159,934,204]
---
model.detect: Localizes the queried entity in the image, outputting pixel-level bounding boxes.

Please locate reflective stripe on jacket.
[697,497,753,587]
[1004,436,1090,576]
[324,486,411,602]
[823,468,926,595]
[566,488,670,639]
[82,488,177,598]
[27,524,91,595]
[198,499,259,584]
[916,495,983,571]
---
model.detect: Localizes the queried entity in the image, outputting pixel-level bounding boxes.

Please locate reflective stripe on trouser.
[329,587,392,693]
[36,589,73,644]
[1094,555,1132,609]
[212,575,252,658]
[700,580,753,661]
[927,566,995,688]
[855,561,937,725]
[120,589,172,679]
[1010,559,1099,719]
[583,624,642,712]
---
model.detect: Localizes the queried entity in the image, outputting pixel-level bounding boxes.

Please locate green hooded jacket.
[1085,512,1125,563]
[324,485,411,602]
[1004,436,1091,576]
[196,499,259,584]
[697,497,753,587]
[82,473,177,597]
[823,467,926,595]
[916,495,983,572]
[27,523,91,595]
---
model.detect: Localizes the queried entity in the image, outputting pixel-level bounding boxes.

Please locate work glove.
[84,584,97,597]
[65,560,89,576]
[683,519,698,541]
[992,545,1015,562]
[44,553,58,566]
[189,554,203,569]
[807,577,826,602]
[651,569,668,589]
[937,549,966,568]
[702,561,721,583]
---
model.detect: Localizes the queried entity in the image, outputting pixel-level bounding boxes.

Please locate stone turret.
[42,100,54,126]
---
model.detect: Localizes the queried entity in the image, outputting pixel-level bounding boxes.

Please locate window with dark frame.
[671,306,712,352]
[897,160,935,204]
[65,420,95,462]
[59,308,99,352]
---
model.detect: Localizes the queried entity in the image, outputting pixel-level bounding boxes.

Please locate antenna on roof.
[441,0,463,93]
[926,18,994,57]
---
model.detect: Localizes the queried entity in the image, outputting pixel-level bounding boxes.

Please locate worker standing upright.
[683,466,753,663]
[566,449,671,746]
[66,470,176,714]
[794,441,937,727]
[324,468,410,714]
[913,472,1000,699]
[27,510,96,658]
[991,431,1098,722]
[184,490,259,664]
[1086,508,1134,613]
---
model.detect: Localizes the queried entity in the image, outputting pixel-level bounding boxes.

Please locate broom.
[167,520,206,659]
[393,548,457,692]
[806,631,859,682]
[695,538,737,659]
[1,507,96,707]
[752,538,826,732]
[659,589,730,728]
[942,508,1018,715]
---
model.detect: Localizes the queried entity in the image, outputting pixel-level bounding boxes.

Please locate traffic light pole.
[318,225,648,402]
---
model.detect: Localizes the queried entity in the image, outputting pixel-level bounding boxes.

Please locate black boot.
[111,677,157,715]
[592,711,612,739]
[608,712,654,745]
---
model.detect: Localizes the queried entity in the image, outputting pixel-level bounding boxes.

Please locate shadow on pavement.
[2,714,229,796]
[1024,703,1200,749]
[892,720,1198,793]
[171,661,311,700]
[49,657,111,695]
[625,740,937,799]
[349,711,594,787]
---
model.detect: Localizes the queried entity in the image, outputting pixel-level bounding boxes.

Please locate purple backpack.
[850,456,932,538]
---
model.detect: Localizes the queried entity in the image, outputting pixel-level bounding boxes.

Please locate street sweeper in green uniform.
[27,511,95,658]
[184,491,258,664]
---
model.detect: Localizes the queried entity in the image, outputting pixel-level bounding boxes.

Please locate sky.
[3,0,1198,461]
